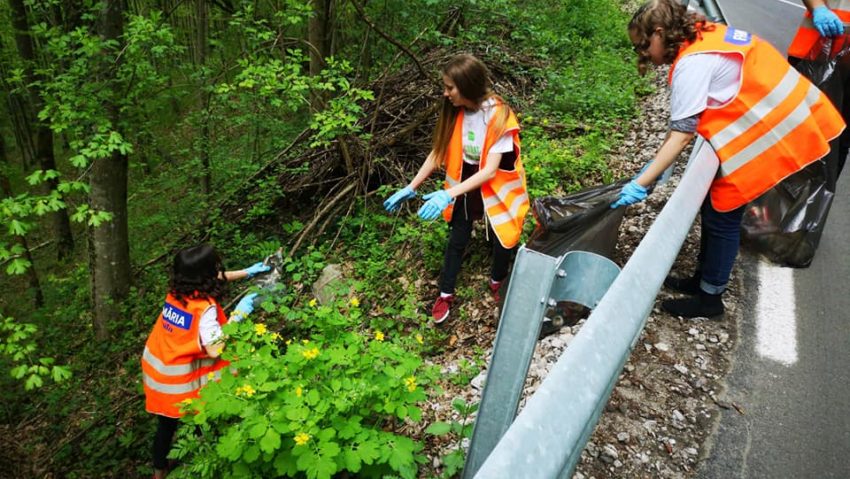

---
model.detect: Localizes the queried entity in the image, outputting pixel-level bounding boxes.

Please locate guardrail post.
[462,250,621,478]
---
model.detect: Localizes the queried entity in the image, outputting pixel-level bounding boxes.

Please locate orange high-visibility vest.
[141,294,229,418]
[442,104,529,248]
[788,0,850,59]
[670,23,844,212]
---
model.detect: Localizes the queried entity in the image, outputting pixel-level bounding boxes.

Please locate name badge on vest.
[162,302,193,330]
[724,28,752,46]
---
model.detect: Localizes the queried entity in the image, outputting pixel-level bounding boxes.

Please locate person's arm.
[803,0,827,11]
[199,307,225,358]
[633,130,695,188]
[408,151,438,190]
[221,270,248,281]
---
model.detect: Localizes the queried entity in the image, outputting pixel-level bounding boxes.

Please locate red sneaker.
[432,295,454,324]
[489,280,503,302]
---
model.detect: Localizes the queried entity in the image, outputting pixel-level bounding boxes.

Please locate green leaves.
[0,316,71,390]
[424,421,452,436]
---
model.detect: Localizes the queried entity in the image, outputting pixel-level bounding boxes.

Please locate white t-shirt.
[670,53,743,122]
[199,305,222,346]
[462,98,514,165]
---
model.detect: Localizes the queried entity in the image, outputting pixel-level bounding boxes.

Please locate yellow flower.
[374,331,385,342]
[286,339,292,345]
[207,372,215,380]
[302,339,310,344]
[180,398,193,405]
[254,323,267,335]
[349,297,360,307]
[308,298,317,307]
[415,334,424,345]
[404,376,416,392]
[302,347,320,360]
[271,332,282,341]
[236,384,256,397]
[295,386,303,397]
[294,432,311,446]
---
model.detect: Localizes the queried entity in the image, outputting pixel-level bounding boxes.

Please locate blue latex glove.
[383,186,416,212]
[230,293,258,322]
[418,190,454,220]
[813,6,844,37]
[244,262,270,278]
[611,180,648,209]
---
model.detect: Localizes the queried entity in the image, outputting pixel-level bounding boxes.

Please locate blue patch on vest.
[724,28,752,46]
[161,302,193,330]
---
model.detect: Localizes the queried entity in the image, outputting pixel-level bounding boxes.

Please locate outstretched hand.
[611,180,648,209]
[231,293,258,322]
[418,190,453,220]
[244,262,270,278]
[813,6,844,37]
[383,186,416,213]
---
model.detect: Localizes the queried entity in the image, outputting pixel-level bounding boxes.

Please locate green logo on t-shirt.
[468,131,475,141]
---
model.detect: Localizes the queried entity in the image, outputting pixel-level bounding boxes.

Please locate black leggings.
[152,415,179,470]
[439,200,515,294]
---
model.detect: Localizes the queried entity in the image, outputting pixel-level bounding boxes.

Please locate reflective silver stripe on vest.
[143,346,195,375]
[143,372,200,395]
[719,84,822,177]
[489,193,529,226]
[445,176,460,187]
[483,179,525,208]
[711,69,800,151]
[143,346,217,376]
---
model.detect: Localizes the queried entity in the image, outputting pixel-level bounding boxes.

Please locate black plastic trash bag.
[527,179,627,259]
[526,180,627,338]
[741,36,850,268]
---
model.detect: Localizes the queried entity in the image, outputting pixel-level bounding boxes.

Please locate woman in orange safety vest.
[615,0,844,318]
[788,0,850,175]
[383,54,529,324]
[142,244,268,479]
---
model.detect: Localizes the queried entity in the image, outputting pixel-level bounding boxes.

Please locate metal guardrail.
[462,250,621,478]
[699,0,724,23]
[470,139,719,478]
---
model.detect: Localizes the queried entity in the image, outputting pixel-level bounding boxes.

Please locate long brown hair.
[629,0,712,75]
[431,54,512,168]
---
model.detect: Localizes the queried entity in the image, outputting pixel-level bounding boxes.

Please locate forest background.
[0,0,650,477]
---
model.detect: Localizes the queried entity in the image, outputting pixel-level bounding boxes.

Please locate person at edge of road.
[141,244,269,479]
[382,54,529,324]
[613,0,845,319]
[790,0,850,175]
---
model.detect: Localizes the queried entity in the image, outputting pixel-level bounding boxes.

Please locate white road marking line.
[755,260,798,365]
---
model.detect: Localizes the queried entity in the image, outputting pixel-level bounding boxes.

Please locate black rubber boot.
[663,272,701,295]
[662,290,724,319]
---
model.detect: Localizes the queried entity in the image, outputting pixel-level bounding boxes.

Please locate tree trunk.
[308,0,331,76]
[8,0,75,260]
[89,0,130,341]
[0,128,43,307]
[196,0,211,197]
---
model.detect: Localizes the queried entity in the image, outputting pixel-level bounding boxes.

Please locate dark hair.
[432,54,511,167]
[168,244,227,304]
[629,0,711,75]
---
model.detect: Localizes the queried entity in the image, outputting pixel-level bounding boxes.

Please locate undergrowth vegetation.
[0,0,651,477]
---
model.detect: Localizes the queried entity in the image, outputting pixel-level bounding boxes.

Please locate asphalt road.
[698,1,850,477]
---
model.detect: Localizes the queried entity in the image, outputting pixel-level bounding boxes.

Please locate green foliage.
[169,295,434,479]
[521,121,613,198]
[0,316,71,390]
[425,398,479,478]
